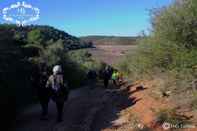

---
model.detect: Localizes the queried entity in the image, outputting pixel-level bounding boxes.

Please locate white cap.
[53,65,62,74]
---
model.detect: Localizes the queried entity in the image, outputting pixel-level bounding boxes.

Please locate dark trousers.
[104,79,109,88]
[40,99,49,117]
[51,90,67,122]
[55,101,64,121]
[37,89,50,117]
[88,79,96,88]
[113,79,118,87]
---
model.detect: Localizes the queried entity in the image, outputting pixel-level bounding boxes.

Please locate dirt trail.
[14,81,197,131]
[14,82,135,131]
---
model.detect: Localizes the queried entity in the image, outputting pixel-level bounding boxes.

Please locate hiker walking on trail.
[31,62,50,120]
[87,69,97,88]
[102,66,113,88]
[112,69,119,87]
[111,69,124,87]
[118,72,124,85]
[46,65,69,122]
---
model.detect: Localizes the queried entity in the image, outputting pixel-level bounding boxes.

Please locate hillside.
[80,36,138,45]
[0,24,92,50]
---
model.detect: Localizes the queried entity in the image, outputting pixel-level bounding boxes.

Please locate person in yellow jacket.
[111,69,119,86]
[112,70,125,87]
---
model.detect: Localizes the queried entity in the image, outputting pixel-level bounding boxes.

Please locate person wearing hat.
[46,65,69,122]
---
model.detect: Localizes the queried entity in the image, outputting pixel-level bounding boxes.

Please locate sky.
[0,0,173,36]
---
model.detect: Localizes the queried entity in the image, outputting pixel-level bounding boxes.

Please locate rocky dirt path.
[14,82,135,131]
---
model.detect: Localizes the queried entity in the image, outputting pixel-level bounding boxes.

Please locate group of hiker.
[32,63,123,123]
[87,65,124,88]
[103,66,124,88]
[32,64,69,122]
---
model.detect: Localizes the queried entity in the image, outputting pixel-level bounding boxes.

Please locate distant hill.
[0,24,92,50]
[80,36,138,45]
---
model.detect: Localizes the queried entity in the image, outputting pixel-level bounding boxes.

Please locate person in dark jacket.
[31,62,50,120]
[87,69,97,88]
[102,66,113,88]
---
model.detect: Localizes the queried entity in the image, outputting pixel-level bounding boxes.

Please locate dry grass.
[87,45,137,65]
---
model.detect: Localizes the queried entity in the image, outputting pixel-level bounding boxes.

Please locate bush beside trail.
[118,0,197,112]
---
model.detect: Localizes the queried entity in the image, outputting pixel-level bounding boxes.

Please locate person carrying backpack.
[31,62,50,120]
[112,69,119,86]
[46,65,69,122]
[87,69,97,80]
[103,66,113,88]
[87,69,97,88]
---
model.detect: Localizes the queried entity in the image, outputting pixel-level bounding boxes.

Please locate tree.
[27,29,43,45]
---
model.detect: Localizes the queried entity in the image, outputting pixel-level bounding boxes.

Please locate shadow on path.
[90,84,142,131]
[13,81,144,131]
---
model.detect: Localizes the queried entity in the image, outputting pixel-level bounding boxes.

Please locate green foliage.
[68,49,104,71]
[27,29,43,45]
[152,0,197,48]
[119,0,197,84]
[68,50,92,65]
[1,24,92,49]
[41,40,67,66]
[22,44,43,57]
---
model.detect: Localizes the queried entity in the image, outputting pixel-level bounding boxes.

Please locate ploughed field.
[87,45,137,65]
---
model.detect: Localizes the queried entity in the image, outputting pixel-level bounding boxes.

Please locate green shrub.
[68,49,104,71]
[155,108,190,126]
[41,40,67,66]
[27,29,44,45]
[118,0,197,85]
[152,0,197,48]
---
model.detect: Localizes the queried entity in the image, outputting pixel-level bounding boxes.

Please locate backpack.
[103,69,111,79]
[51,75,63,92]
[87,70,97,79]
[50,74,69,101]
